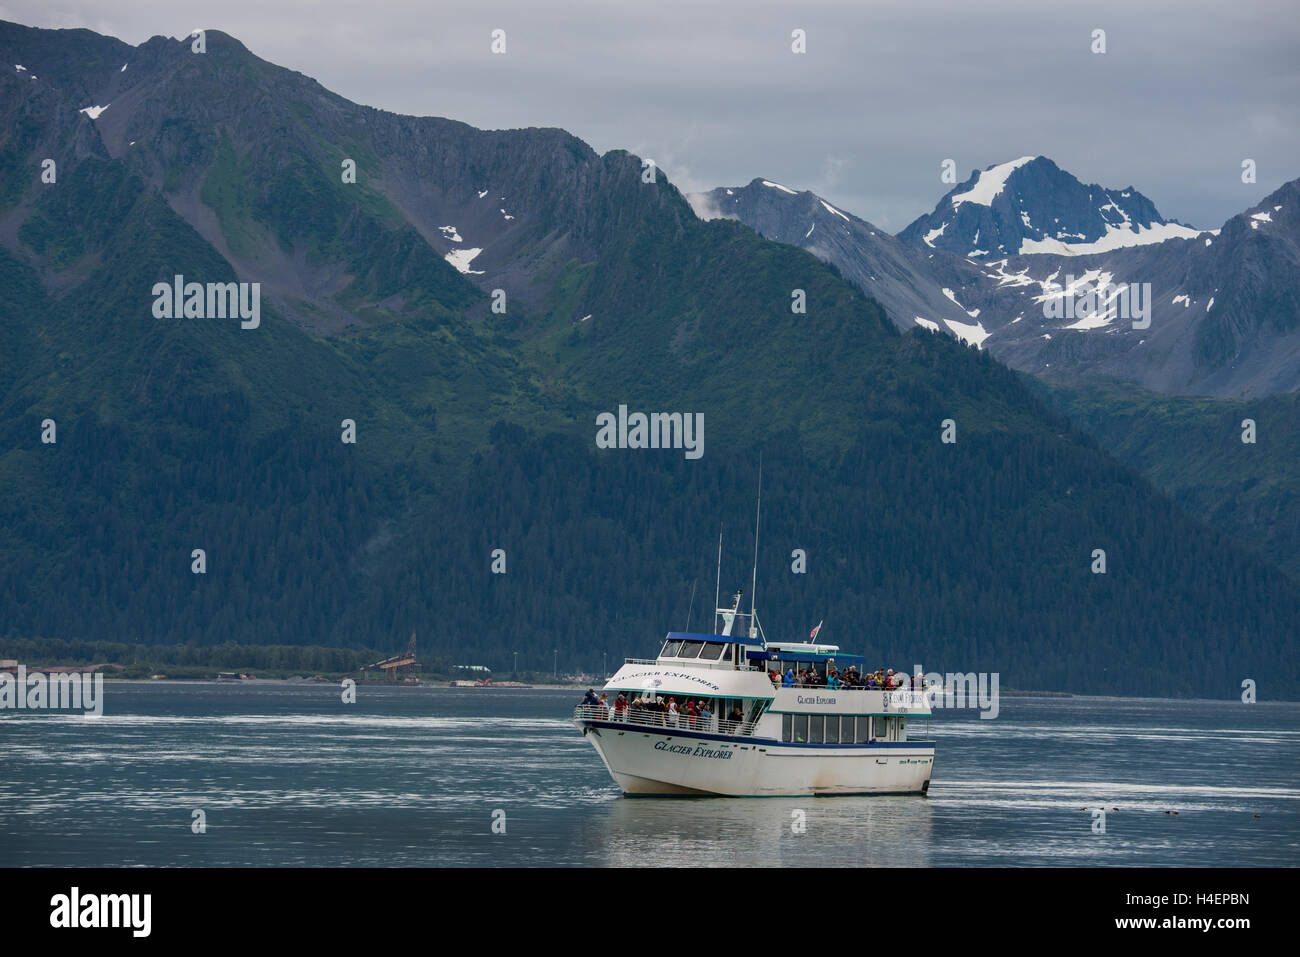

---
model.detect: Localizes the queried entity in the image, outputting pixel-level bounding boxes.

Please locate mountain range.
[692,157,1299,399]
[1,21,1297,697]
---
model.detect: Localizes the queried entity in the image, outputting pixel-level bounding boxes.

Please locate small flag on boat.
[810,620,823,640]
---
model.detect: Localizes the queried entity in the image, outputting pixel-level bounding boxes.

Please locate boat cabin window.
[678,640,705,659]
[660,639,682,657]
[699,642,725,661]
[825,716,842,744]
[792,714,808,743]
[806,716,823,744]
[781,715,874,744]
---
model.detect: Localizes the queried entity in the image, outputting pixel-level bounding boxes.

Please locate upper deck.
[599,631,932,720]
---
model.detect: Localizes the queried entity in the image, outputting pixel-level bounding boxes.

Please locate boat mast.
[713,529,723,634]
[750,455,762,639]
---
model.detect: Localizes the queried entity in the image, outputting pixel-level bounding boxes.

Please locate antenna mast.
[750,455,762,639]
[713,530,723,634]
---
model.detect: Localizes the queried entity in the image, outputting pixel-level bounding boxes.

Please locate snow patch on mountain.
[950,156,1036,208]
[1065,311,1115,331]
[1032,269,1117,313]
[944,317,990,348]
[821,200,850,222]
[984,259,1036,288]
[445,248,484,275]
[941,287,981,318]
[1020,221,1212,255]
[923,223,947,247]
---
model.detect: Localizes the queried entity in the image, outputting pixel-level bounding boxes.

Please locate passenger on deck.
[728,705,744,728]
[583,688,599,707]
[614,693,628,719]
[699,701,712,730]
[783,668,795,687]
[667,698,679,726]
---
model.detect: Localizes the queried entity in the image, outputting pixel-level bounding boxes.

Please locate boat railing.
[573,704,758,737]
[622,656,762,671]
[768,678,920,691]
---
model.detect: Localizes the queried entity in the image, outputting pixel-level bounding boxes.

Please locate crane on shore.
[367,631,419,682]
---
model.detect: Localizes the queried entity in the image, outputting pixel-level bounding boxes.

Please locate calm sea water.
[1,683,1296,867]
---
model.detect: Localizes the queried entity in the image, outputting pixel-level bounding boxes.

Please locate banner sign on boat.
[620,669,722,692]
[654,740,733,760]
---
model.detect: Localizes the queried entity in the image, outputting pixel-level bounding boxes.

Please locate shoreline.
[10,675,1292,704]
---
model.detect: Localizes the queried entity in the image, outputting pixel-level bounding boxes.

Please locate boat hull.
[576,718,934,797]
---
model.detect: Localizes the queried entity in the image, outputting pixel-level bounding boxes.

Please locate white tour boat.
[573,586,936,797]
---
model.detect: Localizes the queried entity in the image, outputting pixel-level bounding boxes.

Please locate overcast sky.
[6,0,1297,231]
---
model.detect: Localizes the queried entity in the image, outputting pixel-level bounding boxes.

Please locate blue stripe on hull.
[578,718,934,751]
[621,790,931,799]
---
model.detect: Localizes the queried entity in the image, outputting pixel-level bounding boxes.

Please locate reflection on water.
[0,683,1295,866]
[593,795,934,867]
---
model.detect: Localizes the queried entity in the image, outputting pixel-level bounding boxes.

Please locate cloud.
[684,191,737,222]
